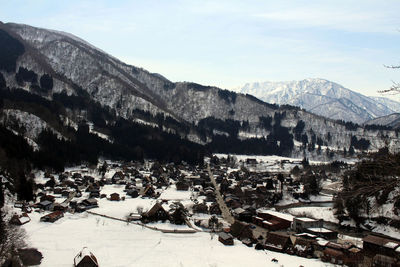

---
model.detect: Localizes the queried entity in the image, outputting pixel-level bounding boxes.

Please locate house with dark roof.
[142,202,169,222]
[322,242,363,266]
[264,232,291,253]
[9,213,31,225]
[36,200,53,211]
[74,247,98,267]
[40,211,64,223]
[110,193,120,201]
[254,210,293,231]
[218,232,234,246]
[363,234,400,266]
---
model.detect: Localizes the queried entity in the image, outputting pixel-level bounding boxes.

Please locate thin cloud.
[254,7,399,34]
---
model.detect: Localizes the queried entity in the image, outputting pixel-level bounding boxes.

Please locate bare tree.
[380,63,400,94]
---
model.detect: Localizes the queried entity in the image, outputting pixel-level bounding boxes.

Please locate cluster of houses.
[9,161,218,227]
[215,207,400,266]
[10,159,400,267]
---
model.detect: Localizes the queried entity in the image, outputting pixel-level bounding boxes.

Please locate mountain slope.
[0,21,399,166]
[365,113,400,129]
[236,78,399,124]
[369,96,400,113]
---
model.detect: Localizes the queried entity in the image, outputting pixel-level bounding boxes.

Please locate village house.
[40,211,64,223]
[112,171,125,184]
[322,241,363,266]
[253,210,293,231]
[290,235,315,258]
[36,200,53,211]
[218,232,234,245]
[39,195,56,203]
[53,202,69,212]
[142,202,169,222]
[74,247,98,267]
[264,232,291,253]
[82,198,98,208]
[9,213,31,225]
[110,193,120,201]
[305,227,338,240]
[363,234,400,266]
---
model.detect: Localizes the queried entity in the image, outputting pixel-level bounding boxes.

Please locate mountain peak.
[236,78,400,123]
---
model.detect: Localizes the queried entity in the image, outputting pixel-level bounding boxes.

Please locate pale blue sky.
[1,0,400,97]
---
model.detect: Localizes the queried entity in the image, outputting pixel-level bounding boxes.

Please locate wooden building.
[218,232,234,246]
[9,213,31,225]
[254,210,293,231]
[40,211,64,223]
[110,193,120,201]
[264,232,291,253]
[74,247,98,267]
[142,202,169,222]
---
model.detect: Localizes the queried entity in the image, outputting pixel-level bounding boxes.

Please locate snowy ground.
[286,206,338,224]
[22,211,333,267]
[213,153,339,173]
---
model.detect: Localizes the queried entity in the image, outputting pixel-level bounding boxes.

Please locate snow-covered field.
[22,211,332,267]
[286,206,338,224]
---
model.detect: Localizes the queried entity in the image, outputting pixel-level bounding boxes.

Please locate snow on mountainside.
[365,113,400,129]
[370,96,400,113]
[1,22,400,156]
[236,78,399,124]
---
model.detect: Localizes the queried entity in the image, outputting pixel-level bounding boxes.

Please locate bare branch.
[379,81,400,94]
[384,64,400,69]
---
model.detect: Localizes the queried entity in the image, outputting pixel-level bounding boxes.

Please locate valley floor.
[22,209,332,267]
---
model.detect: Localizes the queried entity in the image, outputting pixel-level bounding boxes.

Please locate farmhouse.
[322,242,363,266]
[253,210,293,231]
[363,234,400,266]
[218,232,234,245]
[74,247,98,267]
[142,202,169,222]
[40,211,64,223]
[264,232,291,253]
[36,200,53,211]
[110,193,120,201]
[9,213,31,225]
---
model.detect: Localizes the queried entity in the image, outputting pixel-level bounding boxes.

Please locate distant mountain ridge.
[236,78,400,124]
[366,113,400,129]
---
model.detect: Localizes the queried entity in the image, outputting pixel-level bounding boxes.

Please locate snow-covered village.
[2,152,400,266]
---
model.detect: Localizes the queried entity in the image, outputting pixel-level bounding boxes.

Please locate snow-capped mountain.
[235,78,400,124]
[369,96,400,113]
[0,21,399,161]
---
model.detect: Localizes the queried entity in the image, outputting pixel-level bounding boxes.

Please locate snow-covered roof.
[384,242,400,249]
[307,227,333,233]
[19,216,31,224]
[74,247,98,266]
[316,239,329,246]
[258,210,294,221]
[295,217,318,222]
[295,233,317,238]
